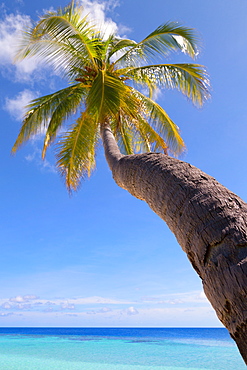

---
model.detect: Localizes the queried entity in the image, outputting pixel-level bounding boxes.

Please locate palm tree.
[13,1,247,363]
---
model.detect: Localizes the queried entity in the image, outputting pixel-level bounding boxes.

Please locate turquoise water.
[0,328,245,369]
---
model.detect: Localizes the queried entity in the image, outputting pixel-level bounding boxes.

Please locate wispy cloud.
[5,93,57,173]
[60,302,75,310]
[0,312,14,317]
[0,12,40,80]
[0,292,210,314]
[87,307,112,314]
[140,290,210,306]
[9,295,39,303]
[79,0,119,38]
[5,89,38,121]
[68,296,133,305]
[0,294,134,313]
[0,292,221,327]
[24,145,57,174]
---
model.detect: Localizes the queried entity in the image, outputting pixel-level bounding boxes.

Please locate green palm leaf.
[135,115,168,153]
[133,89,185,154]
[114,22,198,67]
[123,63,210,106]
[56,112,99,191]
[115,120,134,155]
[87,70,130,120]
[15,3,99,74]
[12,84,87,155]
[107,38,138,62]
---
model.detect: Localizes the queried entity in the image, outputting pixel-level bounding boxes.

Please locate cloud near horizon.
[0,294,134,312]
[0,291,221,327]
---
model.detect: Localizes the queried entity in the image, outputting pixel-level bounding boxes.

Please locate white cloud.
[140,290,210,306]
[125,306,139,315]
[173,35,199,56]
[87,307,112,315]
[5,89,37,121]
[7,295,40,310]
[0,295,132,311]
[0,312,13,317]
[0,13,29,65]
[65,296,133,305]
[5,90,57,173]
[16,303,31,310]
[99,307,112,313]
[1,302,11,309]
[22,143,56,174]
[0,293,222,327]
[152,87,162,101]
[0,13,40,78]
[60,302,75,310]
[24,146,57,174]
[10,295,26,303]
[43,307,55,313]
[79,0,119,38]
[23,295,39,300]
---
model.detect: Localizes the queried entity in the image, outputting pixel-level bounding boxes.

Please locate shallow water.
[0,328,245,369]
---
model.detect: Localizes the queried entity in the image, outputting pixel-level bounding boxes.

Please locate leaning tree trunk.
[101,125,247,364]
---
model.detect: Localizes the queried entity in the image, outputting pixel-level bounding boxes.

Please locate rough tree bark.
[101,125,247,364]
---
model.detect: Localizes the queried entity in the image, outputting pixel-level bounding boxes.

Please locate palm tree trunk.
[101,125,247,364]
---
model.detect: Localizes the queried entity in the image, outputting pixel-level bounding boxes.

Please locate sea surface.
[0,327,245,369]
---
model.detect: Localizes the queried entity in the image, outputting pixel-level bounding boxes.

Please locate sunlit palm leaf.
[132,120,152,153]
[12,84,86,154]
[135,115,168,153]
[56,112,99,191]
[87,70,129,119]
[114,22,198,67]
[15,4,99,74]
[107,38,137,62]
[110,95,170,154]
[115,120,134,155]
[133,89,185,154]
[124,63,210,106]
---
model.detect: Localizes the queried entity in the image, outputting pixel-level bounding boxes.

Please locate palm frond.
[107,38,137,62]
[87,70,129,120]
[132,89,185,154]
[109,93,170,154]
[12,84,86,155]
[56,112,99,191]
[111,113,134,155]
[114,22,198,67]
[116,123,134,155]
[124,63,210,106]
[135,115,168,153]
[132,119,152,153]
[15,2,99,74]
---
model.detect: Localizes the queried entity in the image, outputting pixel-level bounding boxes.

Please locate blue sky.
[0,0,246,327]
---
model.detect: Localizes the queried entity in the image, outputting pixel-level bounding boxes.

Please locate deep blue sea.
[0,327,245,369]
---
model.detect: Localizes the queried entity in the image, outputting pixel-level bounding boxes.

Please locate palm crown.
[13,1,209,191]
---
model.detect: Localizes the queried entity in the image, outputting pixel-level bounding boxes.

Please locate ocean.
[0,327,245,369]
